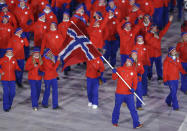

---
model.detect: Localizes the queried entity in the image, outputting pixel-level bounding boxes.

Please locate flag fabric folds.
[59,23,101,71]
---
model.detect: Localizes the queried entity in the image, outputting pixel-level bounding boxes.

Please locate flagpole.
[101,56,145,105]
[71,21,146,105]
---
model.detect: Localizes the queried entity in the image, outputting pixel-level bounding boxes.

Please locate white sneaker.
[88,102,92,107]
[92,105,98,109]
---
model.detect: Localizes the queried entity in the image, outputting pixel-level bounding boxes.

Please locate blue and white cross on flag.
[59,23,101,71]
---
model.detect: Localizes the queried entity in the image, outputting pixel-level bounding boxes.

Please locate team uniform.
[145,22,171,80]
[0,5,18,29]
[116,20,142,66]
[25,48,43,110]
[40,49,60,109]
[0,49,21,112]
[133,38,150,96]
[25,13,48,47]
[103,7,118,67]
[30,0,49,20]
[41,25,64,57]
[112,60,142,128]
[43,4,58,27]
[0,18,14,58]
[87,12,108,49]
[176,40,187,94]
[8,28,29,86]
[86,57,105,108]
[163,48,186,110]
[131,51,144,109]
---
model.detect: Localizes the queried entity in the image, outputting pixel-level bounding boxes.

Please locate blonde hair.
[32,54,43,65]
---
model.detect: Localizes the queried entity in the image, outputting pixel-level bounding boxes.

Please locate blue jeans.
[165,80,179,110]
[1,81,16,111]
[87,77,99,105]
[0,49,6,58]
[112,93,140,128]
[181,62,187,93]
[120,54,129,66]
[148,56,163,79]
[163,6,169,28]
[42,78,58,108]
[15,59,24,85]
[24,46,30,60]
[136,82,143,108]
[142,66,148,96]
[29,80,42,108]
[177,0,183,19]
[103,40,119,67]
[153,7,164,30]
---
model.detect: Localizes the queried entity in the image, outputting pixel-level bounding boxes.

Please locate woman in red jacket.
[163,47,187,110]
[0,48,21,112]
[131,50,144,110]
[86,57,105,109]
[25,47,43,111]
[0,15,14,58]
[8,27,29,87]
[40,48,60,109]
[111,58,143,128]
[133,35,150,96]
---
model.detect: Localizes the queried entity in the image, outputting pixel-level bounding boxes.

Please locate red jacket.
[43,11,57,27]
[114,0,130,20]
[5,0,18,11]
[136,0,154,16]
[112,65,138,95]
[133,61,144,82]
[163,56,186,82]
[145,22,171,58]
[25,56,42,80]
[0,11,17,29]
[87,14,109,49]
[51,0,71,8]
[128,8,144,25]
[113,8,123,22]
[8,35,29,60]
[133,43,151,66]
[30,0,49,19]
[117,20,142,55]
[40,57,60,80]
[58,21,71,38]
[13,6,34,29]
[103,16,117,41]
[176,42,187,63]
[140,22,151,37]
[41,30,65,56]
[0,56,21,81]
[25,20,48,47]
[0,23,14,49]
[91,1,107,18]
[86,57,105,78]
[152,0,164,8]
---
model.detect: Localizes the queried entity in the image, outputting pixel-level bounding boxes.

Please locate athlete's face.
[6,50,13,57]
[125,59,133,67]
[183,34,187,42]
[131,52,137,61]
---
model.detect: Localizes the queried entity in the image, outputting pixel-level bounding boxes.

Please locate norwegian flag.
[59,23,101,71]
